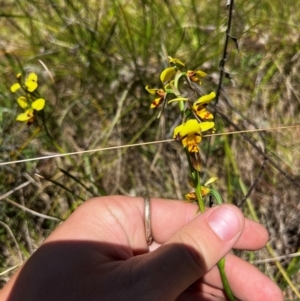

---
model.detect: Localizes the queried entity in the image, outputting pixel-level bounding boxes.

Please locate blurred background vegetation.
[0,0,300,299]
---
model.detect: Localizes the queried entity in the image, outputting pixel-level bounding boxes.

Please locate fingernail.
[208,206,242,241]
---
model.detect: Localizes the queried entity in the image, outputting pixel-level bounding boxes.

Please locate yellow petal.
[168,56,185,67]
[179,119,202,137]
[174,119,214,139]
[26,72,37,82]
[173,123,185,139]
[10,83,21,93]
[26,81,38,92]
[145,85,158,95]
[168,97,189,104]
[160,67,176,83]
[194,70,207,77]
[16,113,29,121]
[201,186,210,196]
[25,72,38,92]
[199,121,215,132]
[32,98,45,110]
[194,92,216,105]
[204,177,218,186]
[16,109,34,121]
[17,96,28,109]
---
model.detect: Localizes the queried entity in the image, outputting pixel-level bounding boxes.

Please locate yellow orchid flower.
[160,57,186,84]
[10,72,39,93]
[193,92,215,121]
[16,108,34,123]
[25,72,38,92]
[174,119,214,140]
[11,72,46,124]
[16,97,45,111]
[187,70,207,85]
[173,119,215,153]
[10,73,22,93]
[145,85,166,108]
[185,177,218,201]
[15,97,45,124]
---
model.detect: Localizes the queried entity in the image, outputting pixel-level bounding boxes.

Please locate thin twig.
[216,0,235,104]
[252,252,300,265]
[0,181,31,201]
[4,198,63,222]
[0,124,299,167]
[0,264,21,277]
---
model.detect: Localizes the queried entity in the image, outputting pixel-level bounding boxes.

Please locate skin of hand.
[0,196,283,301]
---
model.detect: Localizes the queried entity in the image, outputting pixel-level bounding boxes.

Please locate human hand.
[0,196,283,301]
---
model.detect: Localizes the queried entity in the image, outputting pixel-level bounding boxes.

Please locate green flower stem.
[194,170,205,213]
[174,75,235,301]
[183,150,205,213]
[217,258,236,301]
[181,130,235,301]
[191,166,235,301]
[209,189,236,301]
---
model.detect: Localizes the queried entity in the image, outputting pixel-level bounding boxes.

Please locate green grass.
[0,0,300,298]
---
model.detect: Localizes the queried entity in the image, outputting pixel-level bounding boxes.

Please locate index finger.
[147,197,268,250]
[49,196,268,251]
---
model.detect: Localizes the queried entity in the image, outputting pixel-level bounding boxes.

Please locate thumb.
[136,204,244,300]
